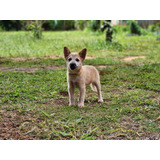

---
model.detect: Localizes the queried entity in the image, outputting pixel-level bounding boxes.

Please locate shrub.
[42,21,57,30]
[74,20,88,30]
[101,21,113,42]
[147,22,160,32]
[27,21,43,39]
[0,25,3,31]
[64,20,75,30]
[113,24,130,33]
[42,20,75,31]
[0,20,26,31]
[88,20,101,31]
[130,21,142,35]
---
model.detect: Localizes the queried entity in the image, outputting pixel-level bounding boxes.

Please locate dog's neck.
[69,73,79,75]
[68,68,82,76]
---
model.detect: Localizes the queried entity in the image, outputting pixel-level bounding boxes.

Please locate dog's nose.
[70,63,76,70]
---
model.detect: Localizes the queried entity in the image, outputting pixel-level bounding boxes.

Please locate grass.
[0,30,160,140]
[0,31,160,60]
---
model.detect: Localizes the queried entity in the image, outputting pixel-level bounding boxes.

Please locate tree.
[101,20,113,42]
[27,20,45,39]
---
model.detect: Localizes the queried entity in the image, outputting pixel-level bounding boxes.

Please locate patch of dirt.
[0,66,65,72]
[54,98,68,106]
[0,65,107,72]
[1,55,96,62]
[121,56,146,62]
[117,117,160,140]
[12,57,36,61]
[0,110,38,140]
[111,89,123,94]
[86,56,95,59]
[59,91,68,96]
[4,56,60,61]
[95,65,107,69]
[46,55,63,59]
[45,55,96,60]
[0,67,38,72]
[43,66,65,70]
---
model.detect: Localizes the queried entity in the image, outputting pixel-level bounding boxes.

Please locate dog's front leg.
[68,83,75,106]
[78,85,86,108]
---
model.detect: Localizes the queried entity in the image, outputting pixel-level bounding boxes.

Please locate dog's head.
[64,47,87,72]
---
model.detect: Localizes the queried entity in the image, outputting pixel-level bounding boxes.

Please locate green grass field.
[0,31,160,139]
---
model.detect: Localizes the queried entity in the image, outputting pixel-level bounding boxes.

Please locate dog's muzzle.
[70,63,76,70]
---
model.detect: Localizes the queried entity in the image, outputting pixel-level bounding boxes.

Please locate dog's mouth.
[70,63,76,70]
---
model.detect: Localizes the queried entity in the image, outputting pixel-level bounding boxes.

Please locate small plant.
[147,22,160,32]
[89,20,101,31]
[113,24,130,33]
[75,20,88,30]
[27,20,44,39]
[130,20,142,35]
[101,21,113,42]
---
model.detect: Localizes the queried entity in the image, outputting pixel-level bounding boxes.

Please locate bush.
[0,26,3,31]
[130,21,142,35]
[0,20,26,31]
[88,20,101,31]
[42,20,75,31]
[42,21,57,30]
[113,24,130,33]
[74,20,88,30]
[147,22,160,32]
[27,21,43,39]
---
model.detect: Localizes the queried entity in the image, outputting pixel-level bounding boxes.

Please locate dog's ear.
[79,48,87,61]
[64,47,71,60]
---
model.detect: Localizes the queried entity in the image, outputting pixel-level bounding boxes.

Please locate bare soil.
[0,65,106,72]
[0,67,38,72]
[0,110,38,140]
[121,56,146,62]
[0,66,65,72]
[1,55,96,61]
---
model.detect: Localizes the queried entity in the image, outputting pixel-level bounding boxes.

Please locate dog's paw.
[98,99,103,103]
[69,103,75,106]
[78,104,84,108]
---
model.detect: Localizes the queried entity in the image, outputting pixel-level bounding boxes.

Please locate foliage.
[88,20,101,31]
[130,20,142,35]
[0,20,76,31]
[0,25,3,31]
[27,21,43,39]
[147,22,160,32]
[101,21,113,42]
[42,20,57,30]
[57,20,75,30]
[0,20,26,31]
[113,24,130,33]
[42,20,75,30]
[74,20,88,30]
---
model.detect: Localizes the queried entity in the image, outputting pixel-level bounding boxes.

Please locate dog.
[64,47,103,108]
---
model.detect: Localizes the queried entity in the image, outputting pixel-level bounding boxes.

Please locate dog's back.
[82,65,100,85]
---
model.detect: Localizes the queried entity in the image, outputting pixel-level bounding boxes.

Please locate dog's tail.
[90,83,97,92]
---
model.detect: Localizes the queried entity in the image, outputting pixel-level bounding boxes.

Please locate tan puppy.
[64,47,103,108]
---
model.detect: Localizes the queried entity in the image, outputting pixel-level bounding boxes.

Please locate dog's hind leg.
[94,81,103,103]
[90,83,97,92]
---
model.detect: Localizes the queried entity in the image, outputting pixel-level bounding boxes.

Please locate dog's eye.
[76,58,80,62]
[68,58,72,61]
